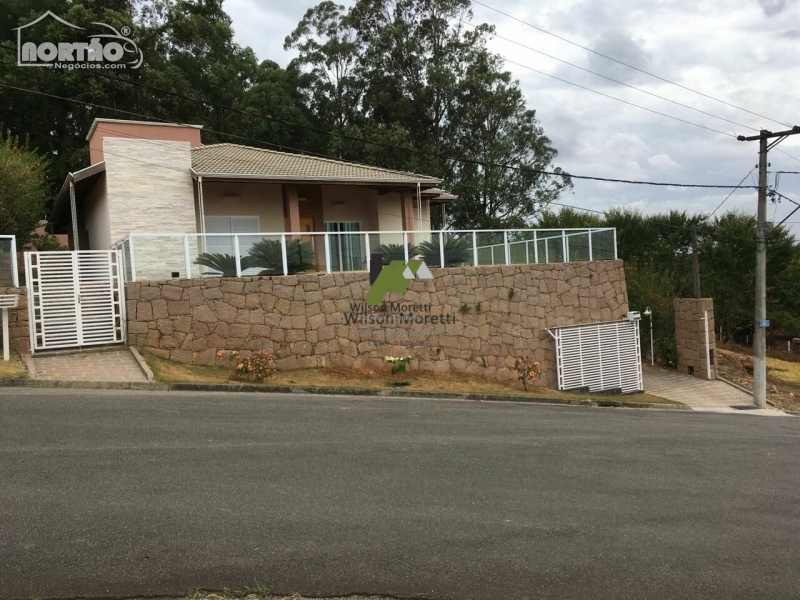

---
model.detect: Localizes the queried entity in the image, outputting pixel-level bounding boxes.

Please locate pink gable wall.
[88,121,202,165]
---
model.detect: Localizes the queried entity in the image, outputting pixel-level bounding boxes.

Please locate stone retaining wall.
[0,287,29,353]
[126,261,629,387]
[674,297,716,379]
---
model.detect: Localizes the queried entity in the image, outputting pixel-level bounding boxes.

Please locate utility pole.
[692,227,700,298]
[754,133,769,408]
[738,126,800,408]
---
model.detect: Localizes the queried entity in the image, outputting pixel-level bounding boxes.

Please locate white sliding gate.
[548,318,643,394]
[24,251,126,353]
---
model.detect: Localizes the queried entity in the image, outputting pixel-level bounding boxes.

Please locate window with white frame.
[204,216,260,253]
[203,216,260,274]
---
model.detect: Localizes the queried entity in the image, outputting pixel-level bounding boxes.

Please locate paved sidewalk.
[32,348,148,383]
[643,366,787,416]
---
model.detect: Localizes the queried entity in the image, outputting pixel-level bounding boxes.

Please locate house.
[32,118,631,384]
[49,119,457,279]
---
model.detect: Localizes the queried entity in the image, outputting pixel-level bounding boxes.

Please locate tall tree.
[287,0,572,227]
[445,42,569,228]
[284,1,365,134]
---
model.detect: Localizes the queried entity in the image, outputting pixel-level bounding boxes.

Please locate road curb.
[0,377,688,410]
[129,346,155,382]
[717,375,778,408]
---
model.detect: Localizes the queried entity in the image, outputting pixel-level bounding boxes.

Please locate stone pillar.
[0,287,30,353]
[674,298,716,379]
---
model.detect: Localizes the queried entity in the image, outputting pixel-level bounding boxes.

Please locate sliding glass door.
[326,222,363,271]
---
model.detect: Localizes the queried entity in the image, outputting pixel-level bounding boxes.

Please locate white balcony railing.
[0,235,19,287]
[111,228,617,283]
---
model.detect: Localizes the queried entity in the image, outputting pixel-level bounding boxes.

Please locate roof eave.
[194,172,442,185]
[49,162,106,224]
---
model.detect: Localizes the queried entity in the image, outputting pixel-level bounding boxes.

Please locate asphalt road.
[1,389,799,600]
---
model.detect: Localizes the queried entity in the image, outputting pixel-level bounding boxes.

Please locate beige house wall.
[83,173,110,250]
[199,181,408,237]
[201,181,285,232]
[321,185,380,230]
[376,192,405,247]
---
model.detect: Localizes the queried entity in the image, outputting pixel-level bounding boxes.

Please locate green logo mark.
[366,259,433,305]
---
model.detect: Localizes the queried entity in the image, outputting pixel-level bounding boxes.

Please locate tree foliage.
[0,128,49,245]
[286,0,571,228]
[1,0,571,237]
[1,0,570,240]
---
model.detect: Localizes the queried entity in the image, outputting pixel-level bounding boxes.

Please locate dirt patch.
[141,350,675,406]
[716,348,800,414]
[0,353,28,380]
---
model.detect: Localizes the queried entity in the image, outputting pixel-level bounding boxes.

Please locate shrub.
[418,237,471,267]
[514,356,541,390]
[248,238,315,274]
[30,233,67,251]
[195,253,252,277]
[375,243,420,265]
[217,349,276,382]
[384,355,412,376]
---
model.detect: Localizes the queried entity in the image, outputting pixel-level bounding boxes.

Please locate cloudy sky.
[224,0,800,233]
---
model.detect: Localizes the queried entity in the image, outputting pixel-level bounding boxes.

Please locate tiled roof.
[191,143,441,184]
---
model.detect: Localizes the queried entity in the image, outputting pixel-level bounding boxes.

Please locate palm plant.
[418,237,471,267]
[247,238,316,275]
[194,253,252,277]
[375,243,420,265]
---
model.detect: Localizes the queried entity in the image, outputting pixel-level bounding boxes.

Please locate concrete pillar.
[401,190,415,245]
[284,185,301,236]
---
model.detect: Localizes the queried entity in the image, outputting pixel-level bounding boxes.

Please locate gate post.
[674,298,716,379]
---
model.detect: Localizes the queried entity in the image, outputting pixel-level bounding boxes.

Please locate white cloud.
[647,154,680,169]
[224,0,800,237]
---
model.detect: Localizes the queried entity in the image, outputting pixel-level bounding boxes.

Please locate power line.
[30,109,770,245]
[460,19,759,133]
[776,148,800,165]
[709,168,756,216]
[770,190,800,207]
[0,81,760,190]
[471,0,794,129]
[540,199,762,245]
[500,55,736,138]
[10,95,762,245]
[60,120,776,231]
[64,116,796,235]
[445,179,762,244]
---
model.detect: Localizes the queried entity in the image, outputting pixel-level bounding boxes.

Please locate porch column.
[401,190,415,245]
[284,185,301,236]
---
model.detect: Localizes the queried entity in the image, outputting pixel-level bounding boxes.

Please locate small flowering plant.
[514,356,541,390]
[384,355,412,376]
[216,349,276,382]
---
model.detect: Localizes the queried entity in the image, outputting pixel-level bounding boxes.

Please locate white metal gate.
[24,251,126,352]
[549,318,643,394]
